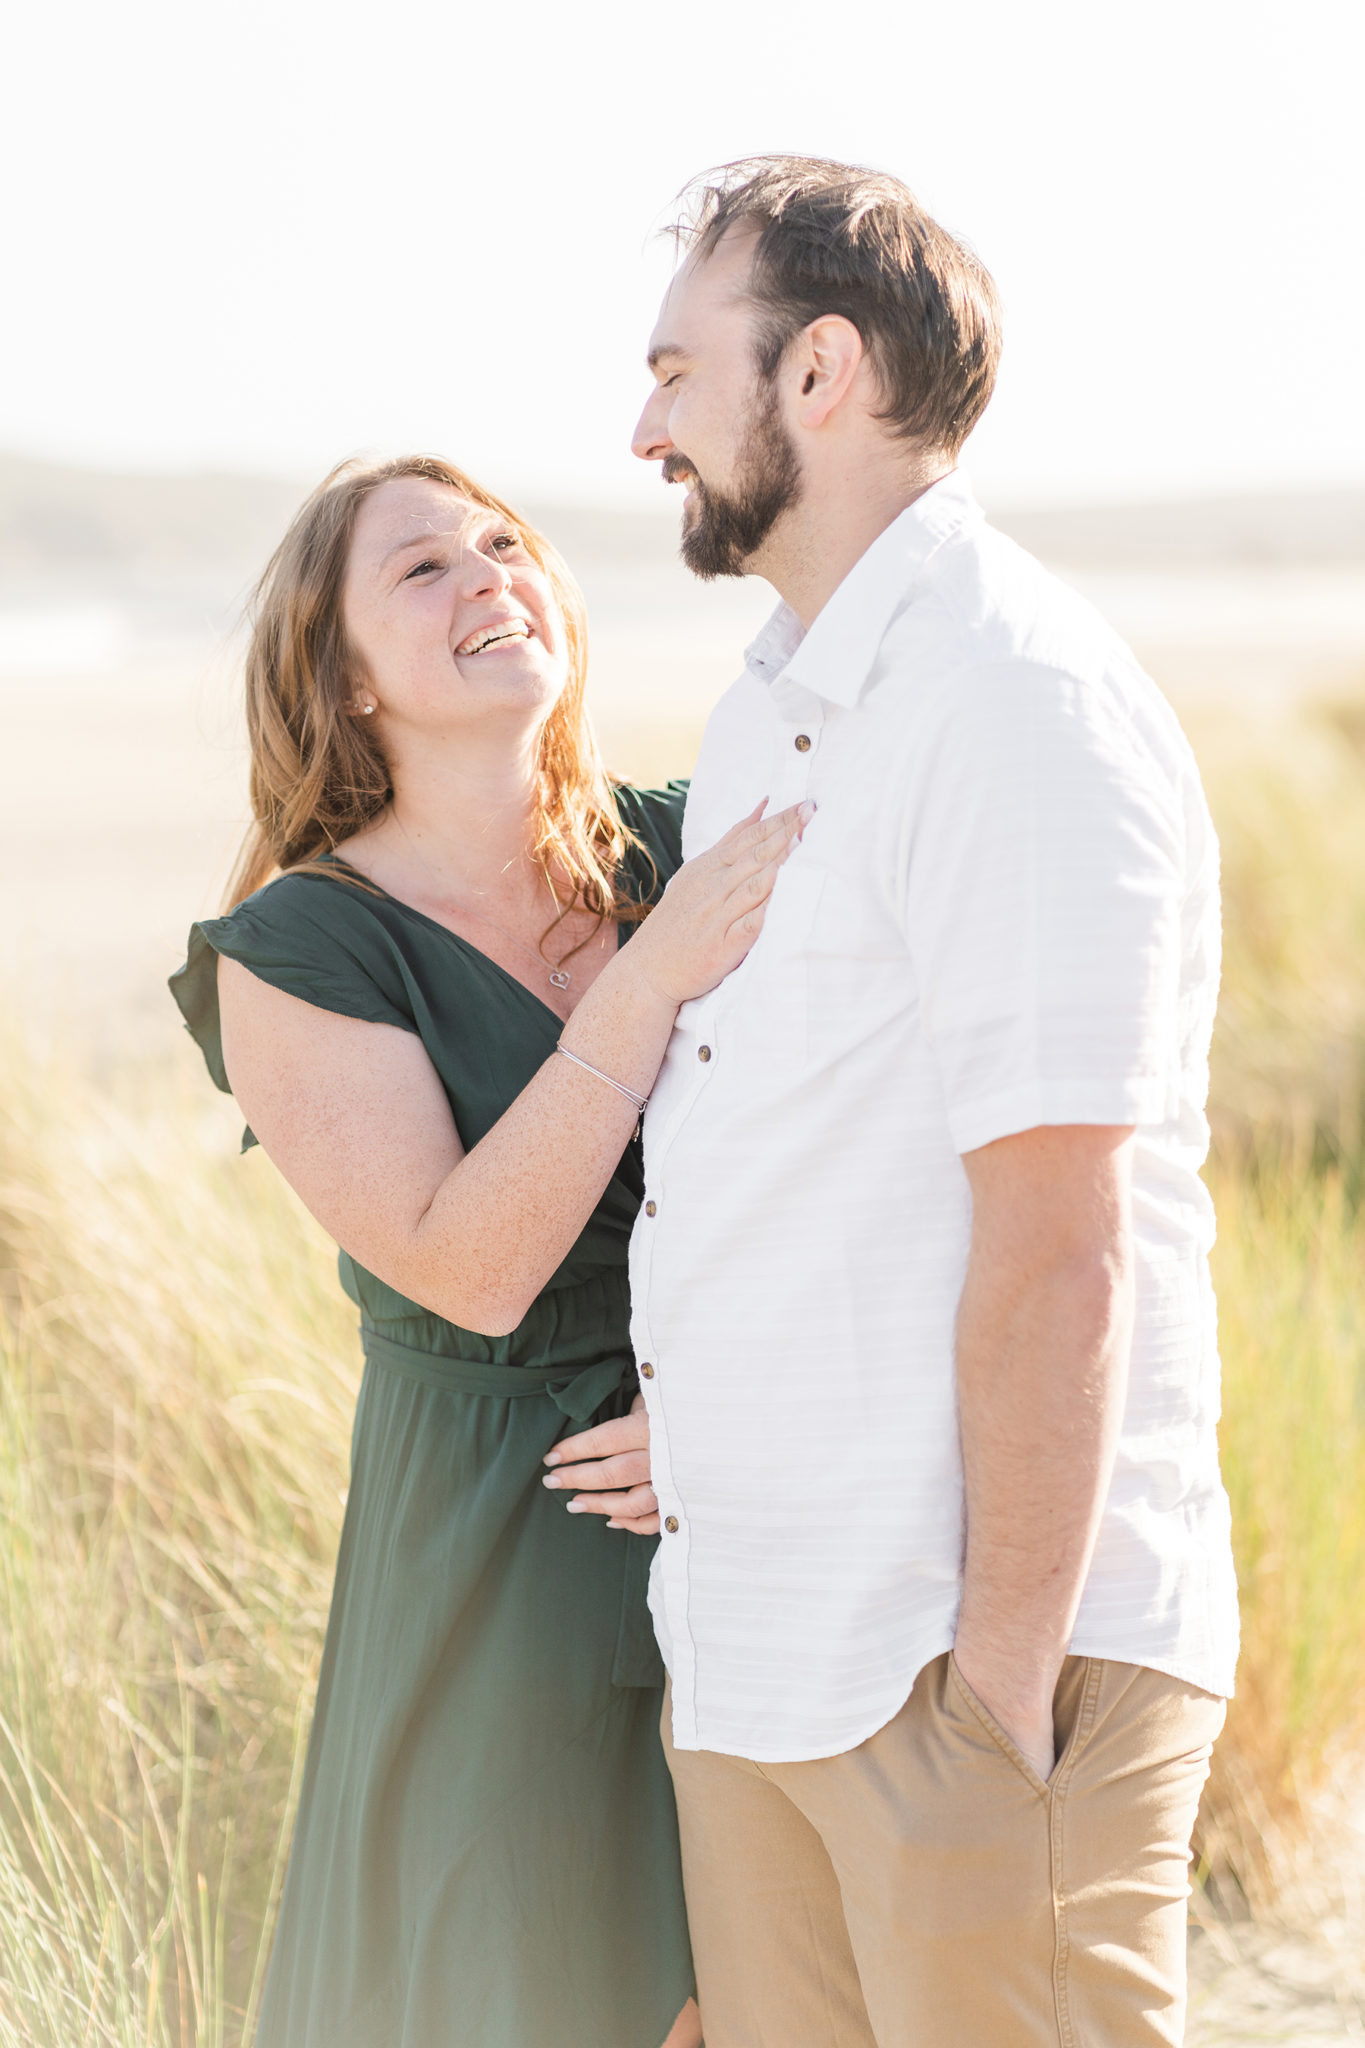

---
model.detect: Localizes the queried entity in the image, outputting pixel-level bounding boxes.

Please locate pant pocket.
[945,1653,1051,1797]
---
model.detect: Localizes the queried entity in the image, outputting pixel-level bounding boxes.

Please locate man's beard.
[669,383,802,581]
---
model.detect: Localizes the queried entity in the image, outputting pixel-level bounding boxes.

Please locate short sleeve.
[168,873,418,1102]
[898,662,1185,1154]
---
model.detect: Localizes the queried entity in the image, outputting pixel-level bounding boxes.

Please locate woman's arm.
[218,801,806,1335]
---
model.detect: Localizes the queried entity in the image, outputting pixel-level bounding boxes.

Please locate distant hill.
[995,491,1365,570]
[536,488,1365,572]
[1,451,1360,602]
[0,453,307,602]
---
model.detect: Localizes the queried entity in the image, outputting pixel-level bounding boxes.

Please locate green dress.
[169,785,692,2048]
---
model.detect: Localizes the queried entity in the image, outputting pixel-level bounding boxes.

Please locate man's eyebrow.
[646,343,690,373]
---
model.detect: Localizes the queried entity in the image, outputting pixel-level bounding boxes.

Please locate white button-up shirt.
[629,472,1239,1764]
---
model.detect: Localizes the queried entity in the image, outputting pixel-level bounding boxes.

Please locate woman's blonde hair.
[227,454,643,941]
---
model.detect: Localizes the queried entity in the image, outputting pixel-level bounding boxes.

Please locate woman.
[170,454,804,2048]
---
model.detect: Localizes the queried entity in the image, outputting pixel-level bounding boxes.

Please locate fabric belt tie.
[360,1329,633,1422]
[358,1328,662,1689]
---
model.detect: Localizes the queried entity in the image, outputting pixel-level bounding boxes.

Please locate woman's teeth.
[456,620,531,657]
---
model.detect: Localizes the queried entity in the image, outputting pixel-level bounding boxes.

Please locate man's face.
[632,228,803,579]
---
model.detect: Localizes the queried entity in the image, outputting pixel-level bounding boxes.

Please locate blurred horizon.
[7,440,1365,519]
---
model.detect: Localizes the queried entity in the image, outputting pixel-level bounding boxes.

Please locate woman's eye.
[490,532,518,553]
[403,557,442,580]
[663,374,680,390]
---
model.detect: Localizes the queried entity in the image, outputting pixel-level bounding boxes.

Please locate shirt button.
[664,1516,679,1534]
[794,733,812,752]
[639,1362,655,1379]
[644,1200,657,1217]
[698,1045,712,1063]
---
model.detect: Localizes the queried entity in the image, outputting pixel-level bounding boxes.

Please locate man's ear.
[790,315,865,428]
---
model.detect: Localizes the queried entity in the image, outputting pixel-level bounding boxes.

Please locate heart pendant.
[548,968,571,990]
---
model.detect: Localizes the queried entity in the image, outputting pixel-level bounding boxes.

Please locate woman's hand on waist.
[542,1393,659,1535]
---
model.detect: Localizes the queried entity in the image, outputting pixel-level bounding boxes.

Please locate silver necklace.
[391,812,578,992]
[459,900,577,992]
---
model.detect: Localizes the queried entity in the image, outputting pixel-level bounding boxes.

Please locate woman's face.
[341,476,568,739]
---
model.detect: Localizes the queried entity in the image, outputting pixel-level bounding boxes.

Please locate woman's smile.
[453,615,534,658]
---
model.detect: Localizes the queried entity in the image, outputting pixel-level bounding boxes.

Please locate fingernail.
[542,1474,561,1488]
[798,800,816,825]
[606,1520,624,1530]
[543,1451,561,1466]
[565,1500,586,1514]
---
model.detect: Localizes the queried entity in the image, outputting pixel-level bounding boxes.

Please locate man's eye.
[662,375,680,390]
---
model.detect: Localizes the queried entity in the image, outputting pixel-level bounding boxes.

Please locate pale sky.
[4,0,1362,508]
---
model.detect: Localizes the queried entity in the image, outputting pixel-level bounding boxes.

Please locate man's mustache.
[662,453,701,488]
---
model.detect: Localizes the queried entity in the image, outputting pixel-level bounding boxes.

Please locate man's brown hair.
[670,156,1002,457]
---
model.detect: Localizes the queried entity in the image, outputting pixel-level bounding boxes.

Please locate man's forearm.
[953,1125,1135,1775]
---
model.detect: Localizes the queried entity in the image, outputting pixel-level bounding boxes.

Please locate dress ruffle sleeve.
[168,872,419,1137]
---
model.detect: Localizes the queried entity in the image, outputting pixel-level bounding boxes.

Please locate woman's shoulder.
[168,867,417,1099]
[200,863,423,976]
[198,865,416,1001]
[203,863,378,940]
[614,780,690,887]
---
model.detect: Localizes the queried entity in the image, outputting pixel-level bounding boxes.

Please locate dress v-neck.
[319,854,627,1032]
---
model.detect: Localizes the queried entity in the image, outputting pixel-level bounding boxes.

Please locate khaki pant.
[662,1654,1224,2048]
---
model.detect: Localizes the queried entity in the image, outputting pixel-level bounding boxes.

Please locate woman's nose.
[457,544,513,599]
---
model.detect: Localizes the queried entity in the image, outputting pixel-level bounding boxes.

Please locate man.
[559,155,1237,2046]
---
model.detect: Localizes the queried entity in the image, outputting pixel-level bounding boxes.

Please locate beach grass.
[0,1050,354,2044]
[2,696,1364,2039]
[1197,695,1365,1175]
[1195,1157,1365,1913]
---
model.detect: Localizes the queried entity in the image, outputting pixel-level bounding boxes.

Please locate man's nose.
[631,388,673,464]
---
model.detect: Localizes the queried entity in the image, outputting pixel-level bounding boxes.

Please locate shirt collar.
[743,469,982,710]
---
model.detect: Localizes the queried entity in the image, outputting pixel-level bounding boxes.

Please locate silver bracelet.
[555,1043,650,1114]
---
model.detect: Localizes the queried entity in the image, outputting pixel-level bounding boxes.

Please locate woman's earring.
[355,700,375,715]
